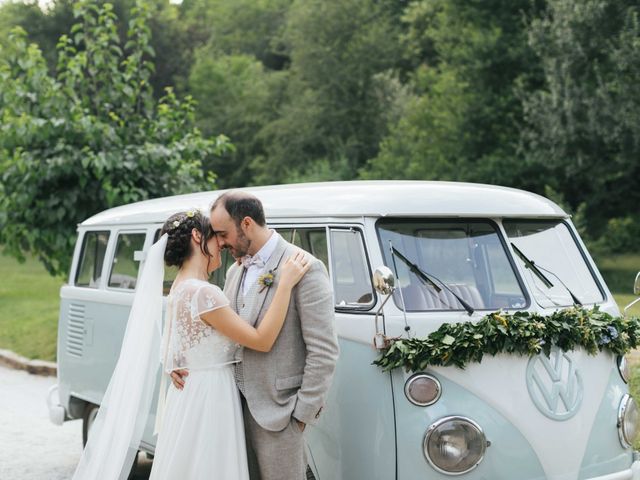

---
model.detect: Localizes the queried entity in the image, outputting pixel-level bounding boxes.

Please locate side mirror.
[372,266,396,349]
[373,266,396,295]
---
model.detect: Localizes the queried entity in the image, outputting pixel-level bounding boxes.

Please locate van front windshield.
[503,220,604,308]
[377,219,526,312]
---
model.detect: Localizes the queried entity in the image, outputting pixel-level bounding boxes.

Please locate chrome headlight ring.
[423,415,488,475]
[404,373,442,407]
[617,355,631,384]
[618,394,640,448]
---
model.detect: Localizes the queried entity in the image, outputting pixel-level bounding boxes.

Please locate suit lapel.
[224,263,244,313]
[247,236,289,326]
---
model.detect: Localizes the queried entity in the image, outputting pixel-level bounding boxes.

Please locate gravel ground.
[0,364,152,479]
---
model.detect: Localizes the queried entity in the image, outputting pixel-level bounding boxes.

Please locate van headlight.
[424,416,487,474]
[618,394,640,448]
[617,356,630,383]
[405,373,441,406]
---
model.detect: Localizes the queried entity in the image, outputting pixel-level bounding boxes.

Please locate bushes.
[594,216,640,255]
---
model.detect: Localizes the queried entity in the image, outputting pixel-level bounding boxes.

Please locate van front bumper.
[46,384,66,425]
[586,459,640,480]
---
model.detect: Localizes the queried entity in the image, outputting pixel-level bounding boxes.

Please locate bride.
[72,210,309,480]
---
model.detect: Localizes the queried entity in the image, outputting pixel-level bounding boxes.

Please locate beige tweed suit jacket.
[224,235,339,431]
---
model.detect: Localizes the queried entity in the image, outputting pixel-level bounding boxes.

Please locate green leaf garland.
[373,307,640,372]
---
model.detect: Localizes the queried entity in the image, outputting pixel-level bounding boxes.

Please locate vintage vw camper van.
[48,181,640,479]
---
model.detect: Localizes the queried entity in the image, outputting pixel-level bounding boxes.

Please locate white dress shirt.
[241,230,280,295]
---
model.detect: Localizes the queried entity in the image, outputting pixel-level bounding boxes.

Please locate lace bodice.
[160,279,237,372]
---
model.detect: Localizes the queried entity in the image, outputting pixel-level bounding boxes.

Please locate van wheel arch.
[306,465,317,480]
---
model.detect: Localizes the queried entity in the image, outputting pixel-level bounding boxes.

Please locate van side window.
[277,228,329,269]
[211,249,235,290]
[330,228,374,309]
[76,231,110,288]
[108,233,146,290]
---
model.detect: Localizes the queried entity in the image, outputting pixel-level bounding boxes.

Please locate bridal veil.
[72,234,167,480]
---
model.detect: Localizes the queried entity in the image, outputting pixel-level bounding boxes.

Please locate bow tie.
[241,255,265,269]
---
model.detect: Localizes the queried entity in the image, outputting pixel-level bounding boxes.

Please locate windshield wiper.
[510,243,582,306]
[390,244,475,316]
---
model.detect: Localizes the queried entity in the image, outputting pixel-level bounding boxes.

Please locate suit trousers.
[241,395,307,480]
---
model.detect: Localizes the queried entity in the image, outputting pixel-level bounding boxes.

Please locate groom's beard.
[230,228,251,259]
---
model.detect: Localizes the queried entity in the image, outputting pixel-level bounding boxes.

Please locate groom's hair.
[211,191,266,227]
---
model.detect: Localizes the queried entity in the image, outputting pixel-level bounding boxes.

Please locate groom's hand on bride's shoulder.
[170,369,189,390]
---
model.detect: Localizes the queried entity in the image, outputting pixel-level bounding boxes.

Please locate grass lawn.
[597,254,640,294]
[629,363,640,449]
[0,251,64,361]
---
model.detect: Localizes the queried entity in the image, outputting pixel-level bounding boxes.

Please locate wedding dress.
[72,235,248,480]
[150,278,249,480]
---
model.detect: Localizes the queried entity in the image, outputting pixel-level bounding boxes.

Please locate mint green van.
[48,181,640,479]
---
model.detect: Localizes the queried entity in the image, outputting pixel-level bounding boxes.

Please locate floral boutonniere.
[258,269,275,293]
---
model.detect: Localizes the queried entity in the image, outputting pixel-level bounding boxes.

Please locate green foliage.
[0,249,62,361]
[0,0,194,99]
[360,66,470,180]
[252,0,405,184]
[0,0,231,276]
[0,0,75,72]
[361,0,546,191]
[629,364,640,450]
[181,0,292,71]
[186,0,406,186]
[374,307,640,371]
[183,0,293,187]
[593,217,640,255]
[0,0,638,254]
[189,51,280,187]
[521,0,640,235]
[597,254,640,296]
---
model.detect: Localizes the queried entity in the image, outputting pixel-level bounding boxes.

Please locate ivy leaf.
[442,335,455,346]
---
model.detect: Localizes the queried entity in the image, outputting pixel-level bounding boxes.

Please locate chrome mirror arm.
[624,298,640,317]
[373,293,394,349]
[372,265,396,349]
[623,272,640,317]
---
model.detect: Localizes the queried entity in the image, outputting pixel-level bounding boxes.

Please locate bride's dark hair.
[160,210,214,268]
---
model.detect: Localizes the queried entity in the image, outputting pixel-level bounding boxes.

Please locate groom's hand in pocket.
[170,369,189,390]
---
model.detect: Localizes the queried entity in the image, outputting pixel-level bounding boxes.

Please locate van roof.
[81,180,568,226]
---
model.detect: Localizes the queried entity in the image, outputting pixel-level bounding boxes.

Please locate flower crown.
[170,210,197,230]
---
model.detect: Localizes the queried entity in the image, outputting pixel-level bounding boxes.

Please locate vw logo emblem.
[526,346,583,420]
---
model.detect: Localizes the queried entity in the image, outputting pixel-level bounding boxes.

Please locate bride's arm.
[200,252,310,352]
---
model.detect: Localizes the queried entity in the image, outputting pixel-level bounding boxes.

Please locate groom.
[172,191,339,479]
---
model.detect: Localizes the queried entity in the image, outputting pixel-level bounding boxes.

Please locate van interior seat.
[396,283,430,311]
[398,282,485,311]
[438,283,485,310]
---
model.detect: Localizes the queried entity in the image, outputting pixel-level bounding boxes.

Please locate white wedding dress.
[150,278,249,480]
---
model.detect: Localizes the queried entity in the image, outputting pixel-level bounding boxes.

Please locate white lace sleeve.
[191,284,229,320]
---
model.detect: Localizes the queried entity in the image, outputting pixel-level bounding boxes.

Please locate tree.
[184,0,292,188]
[0,1,75,72]
[189,52,285,188]
[180,0,292,71]
[521,0,640,236]
[361,0,547,192]
[251,0,406,184]
[0,0,230,276]
[0,0,195,99]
